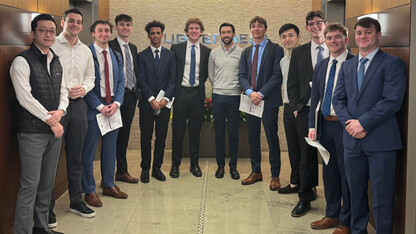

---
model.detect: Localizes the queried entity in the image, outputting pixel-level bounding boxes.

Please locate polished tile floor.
[52,151,371,234]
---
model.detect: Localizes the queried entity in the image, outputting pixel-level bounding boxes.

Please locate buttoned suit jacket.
[332,49,406,152]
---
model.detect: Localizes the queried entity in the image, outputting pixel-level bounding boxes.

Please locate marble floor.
[51,151,372,234]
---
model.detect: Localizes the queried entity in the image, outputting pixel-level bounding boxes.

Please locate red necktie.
[250,44,259,89]
[102,50,111,104]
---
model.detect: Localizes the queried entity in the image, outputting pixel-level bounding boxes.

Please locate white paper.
[156,90,174,109]
[239,94,264,118]
[304,137,330,165]
[96,108,123,136]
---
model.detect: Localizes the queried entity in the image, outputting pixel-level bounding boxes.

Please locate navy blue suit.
[309,52,354,226]
[238,40,284,177]
[137,46,176,169]
[333,49,406,233]
[82,44,125,193]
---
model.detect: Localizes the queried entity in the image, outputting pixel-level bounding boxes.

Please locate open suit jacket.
[308,52,355,140]
[170,41,211,105]
[108,38,141,100]
[332,49,406,151]
[137,46,176,108]
[84,44,125,120]
[238,39,284,108]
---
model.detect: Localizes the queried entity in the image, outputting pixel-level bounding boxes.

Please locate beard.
[221,36,232,45]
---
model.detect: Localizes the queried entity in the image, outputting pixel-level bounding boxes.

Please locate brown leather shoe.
[85,192,103,207]
[311,217,339,230]
[241,173,262,185]
[100,182,121,191]
[115,173,139,183]
[269,177,280,191]
[333,225,351,234]
[102,186,128,199]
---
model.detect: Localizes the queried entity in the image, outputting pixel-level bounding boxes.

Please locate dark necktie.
[357,57,369,91]
[155,49,160,72]
[317,45,324,64]
[189,45,195,86]
[123,44,135,90]
[251,44,259,89]
[322,59,338,117]
[102,50,111,104]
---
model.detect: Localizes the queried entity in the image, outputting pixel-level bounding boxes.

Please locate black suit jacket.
[108,38,141,99]
[170,41,211,105]
[238,39,284,108]
[287,42,313,113]
[137,46,176,108]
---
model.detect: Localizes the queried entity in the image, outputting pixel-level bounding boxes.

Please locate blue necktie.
[322,59,338,117]
[317,45,324,64]
[357,57,369,91]
[123,44,135,90]
[154,49,160,74]
[189,45,196,86]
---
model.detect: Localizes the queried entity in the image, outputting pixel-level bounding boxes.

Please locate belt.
[324,115,339,121]
[69,97,82,103]
[181,85,199,91]
[125,88,134,93]
[101,96,114,103]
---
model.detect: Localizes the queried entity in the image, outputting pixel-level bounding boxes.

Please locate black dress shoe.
[291,200,311,217]
[33,227,64,234]
[215,166,224,178]
[140,169,149,183]
[230,168,240,180]
[170,166,179,178]
[152,168,166,181]
[190,164,202,177]
[278,184,299,194]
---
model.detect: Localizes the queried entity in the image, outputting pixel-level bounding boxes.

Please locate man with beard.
[208,22,243,179]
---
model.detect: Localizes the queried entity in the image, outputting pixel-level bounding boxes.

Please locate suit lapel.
[319,59,329,102]
[359,50,384,95]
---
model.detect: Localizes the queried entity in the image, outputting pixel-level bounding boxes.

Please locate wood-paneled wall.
[346,0,410,18]
[0,0,68,15]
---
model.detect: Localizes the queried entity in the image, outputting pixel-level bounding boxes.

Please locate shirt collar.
[57,33,82,47]
[359,47,379,62]
[253,39,267,47]
[330,49,348,64]
[150,45,161,53]
[117,36,129,47]
[93,42,109,54]
[221,43,236,52]
[311,40,327,51]
[187,40,200,48]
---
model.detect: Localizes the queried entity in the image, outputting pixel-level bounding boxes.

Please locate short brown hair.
[184,17,205,33]
[249,16,267,29]
[305,10,326,25]
[89,20,113,33]
[354,17,381,33]
[324,23,348,38]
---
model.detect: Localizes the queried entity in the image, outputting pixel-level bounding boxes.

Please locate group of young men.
[10,7,405,234]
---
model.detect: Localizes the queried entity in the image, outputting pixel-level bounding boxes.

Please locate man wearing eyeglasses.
[10,14,68,234]
[287,10,329,217]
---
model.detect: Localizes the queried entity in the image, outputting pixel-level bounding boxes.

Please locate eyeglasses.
[38,28,57,35]
[307,21,324,27]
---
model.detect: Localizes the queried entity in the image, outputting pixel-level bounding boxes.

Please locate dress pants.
[320,118,350,226]
[245,106,281,177]
[344,143,396,234]
[139,104,170,169]
[172,87,203,167]
[212,93,240,169]
[283,104,300,185]
[116,89,137,174]
[296,107,318,201]
[82,117,119,193]
[14,133,61,234]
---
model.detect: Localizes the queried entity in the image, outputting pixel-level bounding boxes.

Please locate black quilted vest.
[16,43,63,133]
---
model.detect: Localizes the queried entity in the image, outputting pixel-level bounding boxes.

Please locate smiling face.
[355,25,381,54]
[305,16,328,40]
[115,20,132,39]
[250,21,267,42]
[148,26,163,48]
[220,26,235,45]
[325,29,348,57]
[32,20,56,51]
[92,23,111,48]
[62,12,83,38]
[186,23,202,44]
[280,28,300,50]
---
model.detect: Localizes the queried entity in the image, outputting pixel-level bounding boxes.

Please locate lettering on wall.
[163,34,268,44]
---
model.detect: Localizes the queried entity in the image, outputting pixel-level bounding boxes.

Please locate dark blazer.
[170,41,211,105]
[85,44,125,121]
[308,52,355,136]
[287,42,313,113]
[137,46,176,108]
[332,49,406,152]
[108,38,141,99]
[238,39,284,108]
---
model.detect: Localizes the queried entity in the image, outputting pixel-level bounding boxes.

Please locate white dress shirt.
[10,46,69,122]
[280,50,291,104]
[311,40,329,69]
[116,36,134,87]
[93,43,115,98]
[181,40,200,87]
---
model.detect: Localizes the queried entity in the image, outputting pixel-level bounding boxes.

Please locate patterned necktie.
[357,57,369,92]
[251,44,259,89]
[155,49,160,72]
[317,45,324,64]
[123,44,135,90]
[189,45,196,86]
[322,59,338,117]
[102,50,111,104]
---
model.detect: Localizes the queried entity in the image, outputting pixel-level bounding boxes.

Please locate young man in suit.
[287,10,329,217]
[170,18,211,178]
[277,23,301,194]
[108,14,140,184]
[137,20,176,183]
[308,23,354,234]
[238,16,284,191]
[82,20,128,208]
[333,17,406,234]
[208,22,243,180]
